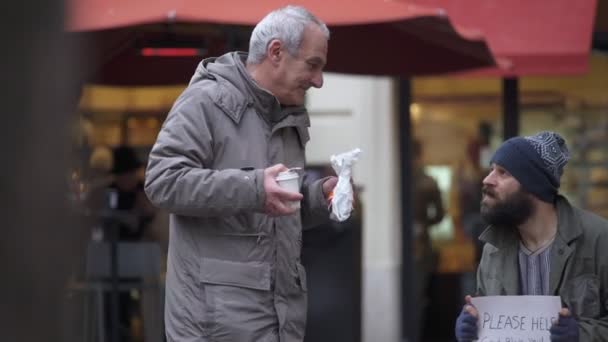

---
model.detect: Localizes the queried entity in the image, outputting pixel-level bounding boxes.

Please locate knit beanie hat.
[490,131,570,203]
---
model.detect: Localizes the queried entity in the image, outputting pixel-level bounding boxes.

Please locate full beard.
[480,187,534,228]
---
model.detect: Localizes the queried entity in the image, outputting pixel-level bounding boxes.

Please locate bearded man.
[454,131,608,342]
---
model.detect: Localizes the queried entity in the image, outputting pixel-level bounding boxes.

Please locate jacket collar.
[478,221,518,250]
[234,53,282,122]
[213,52,307,125]
[554,196,582,242]
[549,196,581,294]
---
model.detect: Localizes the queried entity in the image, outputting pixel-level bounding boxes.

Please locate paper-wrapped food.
[329,148,362,222]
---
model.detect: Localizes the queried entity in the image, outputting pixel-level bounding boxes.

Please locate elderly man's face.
[274,24,327,106]
[481,163,534,227]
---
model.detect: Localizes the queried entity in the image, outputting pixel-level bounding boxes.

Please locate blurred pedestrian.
[107,145,155,241]
[411,138,444,342]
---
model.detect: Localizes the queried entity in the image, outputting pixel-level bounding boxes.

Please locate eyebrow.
[307,56,326,66]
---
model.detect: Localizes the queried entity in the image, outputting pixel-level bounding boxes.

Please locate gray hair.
[247,5,330,64]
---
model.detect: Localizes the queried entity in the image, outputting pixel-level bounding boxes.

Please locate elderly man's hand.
[322,176,338,199]
[263,164,303,216]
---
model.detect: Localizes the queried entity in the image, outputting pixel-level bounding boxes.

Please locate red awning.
[67,0,498,85]
[413,0,597,76]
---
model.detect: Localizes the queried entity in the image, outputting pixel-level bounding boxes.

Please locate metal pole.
[502,78,520,139]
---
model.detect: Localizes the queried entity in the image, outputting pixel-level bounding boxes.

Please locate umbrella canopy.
[414,0,597,76]
[67,0,498,85]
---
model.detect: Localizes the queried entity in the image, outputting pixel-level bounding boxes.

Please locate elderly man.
[145,6,337,342]
[455,131,608,341]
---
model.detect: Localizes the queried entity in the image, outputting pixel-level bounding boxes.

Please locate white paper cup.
[275,170,301,210]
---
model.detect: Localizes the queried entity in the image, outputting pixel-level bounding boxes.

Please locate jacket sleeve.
[577,228,608,341]
[300,176,331,230]
[144,90,265,217]
[578,317,608,342]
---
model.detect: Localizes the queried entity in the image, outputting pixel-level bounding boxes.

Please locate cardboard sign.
[470,296,561,342]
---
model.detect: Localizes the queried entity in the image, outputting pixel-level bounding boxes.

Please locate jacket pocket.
[199,258,277,341]
[200,257,271,290]
[561,274,600,319]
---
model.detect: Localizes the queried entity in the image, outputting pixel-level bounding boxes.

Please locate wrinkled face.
[481,163,534,227]
[274,24,327,106]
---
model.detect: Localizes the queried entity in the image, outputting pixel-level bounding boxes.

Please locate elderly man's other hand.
[322,176,338,199]
[263,164,303,216]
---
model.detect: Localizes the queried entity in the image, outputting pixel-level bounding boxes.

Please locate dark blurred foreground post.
[0,0,84,341]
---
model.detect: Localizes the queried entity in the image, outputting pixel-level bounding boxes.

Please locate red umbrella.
[414,0,597,76]
[67,0,498,85]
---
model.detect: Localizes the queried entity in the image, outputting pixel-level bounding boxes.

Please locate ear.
[266,39,283,65]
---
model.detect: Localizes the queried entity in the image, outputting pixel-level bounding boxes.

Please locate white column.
[307,73,401,342]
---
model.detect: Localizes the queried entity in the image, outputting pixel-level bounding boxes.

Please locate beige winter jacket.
[145,52,331,342]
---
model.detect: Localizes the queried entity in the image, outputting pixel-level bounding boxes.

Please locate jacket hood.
[189,51,243,85]
[189,52,286,123]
